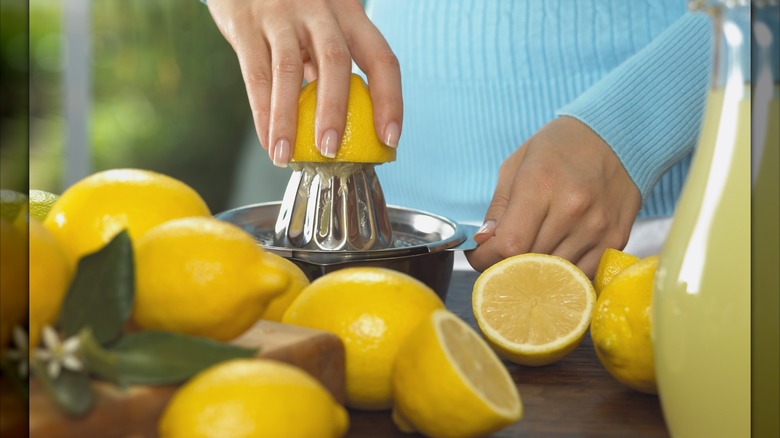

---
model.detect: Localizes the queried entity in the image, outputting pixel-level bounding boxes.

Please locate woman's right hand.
[207,0,403,167]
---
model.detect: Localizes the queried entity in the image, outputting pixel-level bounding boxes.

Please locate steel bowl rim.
[215,201,471,265]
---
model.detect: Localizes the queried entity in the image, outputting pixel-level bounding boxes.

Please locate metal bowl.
[216,202,477,300]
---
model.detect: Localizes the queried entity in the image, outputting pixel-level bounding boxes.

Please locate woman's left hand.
[466,116,642,278]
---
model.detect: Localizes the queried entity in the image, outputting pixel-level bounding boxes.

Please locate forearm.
[557,12,713,200]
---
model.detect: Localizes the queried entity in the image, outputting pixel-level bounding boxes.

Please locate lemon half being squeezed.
[292,74,396,163]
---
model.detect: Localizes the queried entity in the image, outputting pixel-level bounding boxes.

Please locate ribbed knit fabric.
[363,0,712,223]
[558,12,712,205]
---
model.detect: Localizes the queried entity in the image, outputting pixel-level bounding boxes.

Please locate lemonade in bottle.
[652,1,752,437]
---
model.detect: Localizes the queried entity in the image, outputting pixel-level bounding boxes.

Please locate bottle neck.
[693,1,751,91]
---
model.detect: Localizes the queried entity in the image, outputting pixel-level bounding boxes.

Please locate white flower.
[34,326,84,379]
[3,326,29,378]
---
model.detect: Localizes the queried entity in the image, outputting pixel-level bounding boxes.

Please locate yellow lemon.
[43,168,211,266]
[258,252,311,322]
[133,217,288,341]
[29,219,73,350]
[159,358,348,438]
[0,216,28,354]
[392,309,523,437]
[590,255,658,394]
[472,253,597,367]
[292,73,396,163]
[593,248,640,295]
[0,189,27,222]
[29,189,59,222]
[282,267,444,410]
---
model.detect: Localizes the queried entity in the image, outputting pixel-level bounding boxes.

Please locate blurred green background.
[6,0,291,213]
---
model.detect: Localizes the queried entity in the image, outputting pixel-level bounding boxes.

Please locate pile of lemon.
[471,248,658,395]
[19,170,291,348]
[8,73,657,437]
[9,168,354,437]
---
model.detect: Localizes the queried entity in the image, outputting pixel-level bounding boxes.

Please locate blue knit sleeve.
[556,12,712,201]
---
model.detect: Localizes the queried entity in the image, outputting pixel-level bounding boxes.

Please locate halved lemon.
[292,73,396,164]
[392,309,522,437]
[472,253,597,366]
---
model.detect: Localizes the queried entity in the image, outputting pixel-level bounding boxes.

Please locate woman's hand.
[207,0,402,166]
[466,117,642,278]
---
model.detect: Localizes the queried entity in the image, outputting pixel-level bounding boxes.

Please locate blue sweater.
[364,0,712,223]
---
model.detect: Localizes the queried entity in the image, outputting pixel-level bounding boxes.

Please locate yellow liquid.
[653,85,751,438]
[752,85,779,438]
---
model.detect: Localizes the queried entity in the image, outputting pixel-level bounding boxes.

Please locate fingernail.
[320,129,339,158]
[272,138,291,168]
[383,122,400,148]
[473,220,496,244]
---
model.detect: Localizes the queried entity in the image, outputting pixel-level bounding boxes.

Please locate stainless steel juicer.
[217,162,477,299]
[273,163,393,251]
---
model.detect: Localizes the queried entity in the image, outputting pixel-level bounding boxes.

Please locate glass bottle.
[652,1,752,438]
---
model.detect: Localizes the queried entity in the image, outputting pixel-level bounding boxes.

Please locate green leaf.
[112,331,257,385]
[32,361,94,417]
[59,230,135,345]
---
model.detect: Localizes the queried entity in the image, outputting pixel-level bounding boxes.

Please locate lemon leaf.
[59,230,135,345]
[32,360,94,417]
[110,331,257,385]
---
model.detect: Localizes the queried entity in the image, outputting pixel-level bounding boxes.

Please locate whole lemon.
[29,219,73,350]
[593,248,640,295]
[258,252,311,322]
[292,73,396,163]
[590,255,658,394]
[0,216,28,354]
[43,168,211,266]
[133,217,288,341]
[282,267,444,410]
[0,189,27,223]
[28,189,59,222]
[159,358,348,438]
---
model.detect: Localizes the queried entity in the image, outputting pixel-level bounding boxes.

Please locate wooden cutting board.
[29,320,345,438]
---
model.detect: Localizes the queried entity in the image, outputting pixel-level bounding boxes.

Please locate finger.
[528,221,568,256]
[468,175,548,272]
[233,34,273,153]
[304,14,353,159]
[266,25,305,167]
[473,146,526,244]
[549,235,597,270]
[344,14,403,148]
[302,48,318,82]
[573,245,603,279]
[531,186,596,255]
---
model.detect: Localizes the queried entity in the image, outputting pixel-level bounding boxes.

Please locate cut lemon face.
[392,309,522,437]
[472,253,597,366]
[593,248,640,295]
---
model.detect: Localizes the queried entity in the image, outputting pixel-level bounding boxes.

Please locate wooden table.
[347,270,670,437]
